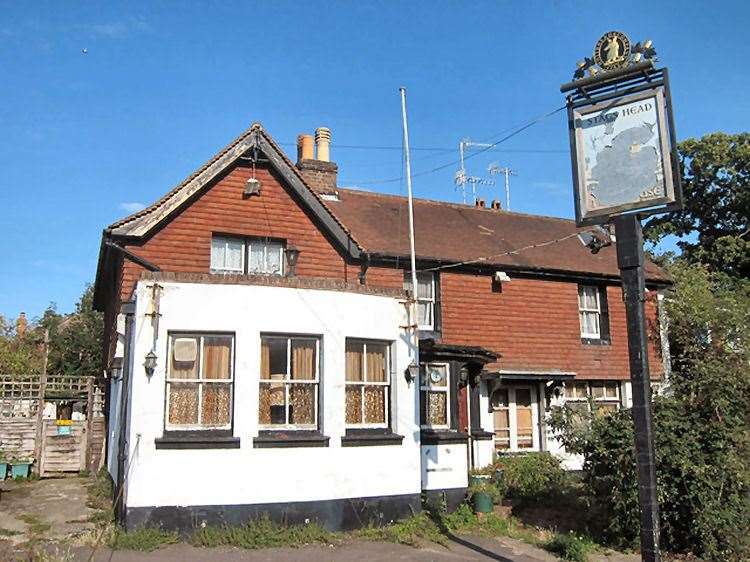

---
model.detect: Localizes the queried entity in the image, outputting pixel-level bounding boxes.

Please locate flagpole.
[399,87,420,370]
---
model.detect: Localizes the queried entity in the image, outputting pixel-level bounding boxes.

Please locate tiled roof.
[324,188,670,283]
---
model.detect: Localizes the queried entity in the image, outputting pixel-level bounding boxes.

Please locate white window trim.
[165,334,234,431]
[247,239,285,275]
[210,235,285,276]
[564,381,621,413]
[492,385,540,452]
[405,272,436,331]
[420,362,450,429]
[578,285,602,339]
[210,237,245,274]
[258,335,320,431]
[345,340,392,429]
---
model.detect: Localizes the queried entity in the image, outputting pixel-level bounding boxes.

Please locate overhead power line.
[277,142,565,154]
[418,231,582,273]
[344,104,567,186]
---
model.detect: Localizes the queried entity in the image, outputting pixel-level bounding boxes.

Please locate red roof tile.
[325,188,670,283]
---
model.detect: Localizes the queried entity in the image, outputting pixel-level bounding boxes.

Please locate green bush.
[550,263,750,561]
[494,452,567,500]
[544,532,596,562]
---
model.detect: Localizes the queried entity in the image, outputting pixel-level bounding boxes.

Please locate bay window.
[420,363,450,428]
[344,340,391,428]
[259,335,319,429]
[165,333,234,430]
[211,235,284,275]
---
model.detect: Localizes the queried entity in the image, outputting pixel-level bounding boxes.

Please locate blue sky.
[1,1,748,320]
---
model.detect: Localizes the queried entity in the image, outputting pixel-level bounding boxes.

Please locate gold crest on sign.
[594,31,631,70]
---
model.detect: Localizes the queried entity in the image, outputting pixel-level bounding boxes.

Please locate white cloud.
[119,202,146,213]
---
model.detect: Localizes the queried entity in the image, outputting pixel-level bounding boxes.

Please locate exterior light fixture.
[577,226,612,254]
[285,246,301,276]
[144,350,157,376]
[405,362,420,384]
[243,177,262,197]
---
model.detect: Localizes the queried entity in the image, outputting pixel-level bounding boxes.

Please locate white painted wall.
[421,443,468,490]
[123,280,420,509]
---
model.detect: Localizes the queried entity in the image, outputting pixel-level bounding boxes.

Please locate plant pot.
[0,462,7,481]
[11,463,30,479]
[472,491,494,514]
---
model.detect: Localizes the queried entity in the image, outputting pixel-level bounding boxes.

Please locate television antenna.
[454,138,495,204]
[489,163,517,211]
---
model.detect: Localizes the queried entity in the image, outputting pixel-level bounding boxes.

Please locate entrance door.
[491,385,539,452]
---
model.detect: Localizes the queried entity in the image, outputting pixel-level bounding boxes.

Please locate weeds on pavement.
[109,527,180,551]
[190,515,337,549]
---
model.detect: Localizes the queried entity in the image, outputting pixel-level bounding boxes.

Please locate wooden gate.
[39,420,86,474]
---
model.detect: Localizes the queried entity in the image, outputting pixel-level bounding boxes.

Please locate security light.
[577,226,612,254]
[244,177,262,197]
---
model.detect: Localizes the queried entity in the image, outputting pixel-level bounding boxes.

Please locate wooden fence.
[0,374,106,475]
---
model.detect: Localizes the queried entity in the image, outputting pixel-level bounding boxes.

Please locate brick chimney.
[296,127,338,197]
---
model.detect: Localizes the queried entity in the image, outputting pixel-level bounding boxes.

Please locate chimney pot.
[315,127,332,162]
[297,134,314,162]
[475,198,486,208]
[491,200,502,210]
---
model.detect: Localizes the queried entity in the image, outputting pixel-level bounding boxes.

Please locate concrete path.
[70,537,560,562]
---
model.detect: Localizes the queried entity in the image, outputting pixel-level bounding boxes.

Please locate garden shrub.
[550,263,750,561]
[494,452,567,500]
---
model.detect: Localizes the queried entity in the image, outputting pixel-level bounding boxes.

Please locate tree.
[644,133,750,278]
[38,285,104,378]
[0,314,45,375]
[550,261,750,560]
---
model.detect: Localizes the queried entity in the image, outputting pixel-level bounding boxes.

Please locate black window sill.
[581,337,611,346]
[420,429,470,445]
[155,430,240,450]
[470,430,495,441]
[341,429,404,447]
[253,430,329,448]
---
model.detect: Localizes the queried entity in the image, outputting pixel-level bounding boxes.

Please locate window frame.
[564,381,621,415]
[420,362,450,430]
[578,285,602,339]
[258,334,321,431]
[404,271,436,331]
[210,234,285,276]
[164,332,235,432]
[491,385,540,452]
[344,339,393,429]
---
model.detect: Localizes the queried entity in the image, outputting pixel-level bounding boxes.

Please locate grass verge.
[190,516,338,549]
[109,527,180,551]
[86,468,114,524]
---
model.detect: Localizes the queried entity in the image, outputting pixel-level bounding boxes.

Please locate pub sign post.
[561,32,683,562]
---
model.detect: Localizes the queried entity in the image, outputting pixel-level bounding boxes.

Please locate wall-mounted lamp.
[285,246,301,276]
[243,177,262,197]
[404,362,420,384]
[144,350,157,376]
[577,226,612,254]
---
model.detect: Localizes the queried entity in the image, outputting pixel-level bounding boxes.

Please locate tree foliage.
[550,261,750,560]
[644,132,750,277]
[0,285,103,378]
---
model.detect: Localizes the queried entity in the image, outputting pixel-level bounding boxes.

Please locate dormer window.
[211,235,284,275]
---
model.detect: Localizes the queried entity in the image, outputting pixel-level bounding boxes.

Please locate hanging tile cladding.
[439,272,664,380]
[119,164,350,301]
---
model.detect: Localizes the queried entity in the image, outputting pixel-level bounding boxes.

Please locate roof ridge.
[107,122,264,231]
[335,187,579,225]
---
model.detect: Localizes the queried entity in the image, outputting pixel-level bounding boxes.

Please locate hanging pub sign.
[561,32,682,226]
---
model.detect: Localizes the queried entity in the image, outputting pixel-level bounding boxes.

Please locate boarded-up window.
[166,334,233,429]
